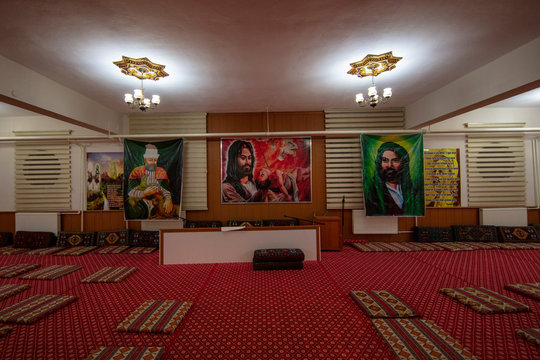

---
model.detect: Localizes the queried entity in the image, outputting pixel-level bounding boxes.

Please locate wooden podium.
[315,216,342,251]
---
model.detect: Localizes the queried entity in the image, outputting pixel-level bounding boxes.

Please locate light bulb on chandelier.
[348,51,401,109]
[355,75,392,108]
[113,56,168,112]
[124,78,161,112]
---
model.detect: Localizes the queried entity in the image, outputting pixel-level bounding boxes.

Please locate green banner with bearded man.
[123,139,183,220]
[361,134,424,217]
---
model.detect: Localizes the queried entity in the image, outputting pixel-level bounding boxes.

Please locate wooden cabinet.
[315,216,342,251]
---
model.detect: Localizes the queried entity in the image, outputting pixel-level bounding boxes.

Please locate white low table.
[159,226,320,264]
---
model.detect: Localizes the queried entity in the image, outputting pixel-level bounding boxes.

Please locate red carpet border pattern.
[127,247,157,254]
[95,246,129,254]
[0,294,77,324]
[0,284,30,301]
[440,287,530,314]
[82,267,137,283]
[0,264,40,278]
[516,328,540,347]
[20,264,82,280]
[55,246,98,256]
[84,346,165,360]
[116,300,192,333]
[0,246,28,255]
[350,290,420,318]
[372,318,477,359]
[505,283,540,301]
[0,325,13,338]
[26,247,64,255]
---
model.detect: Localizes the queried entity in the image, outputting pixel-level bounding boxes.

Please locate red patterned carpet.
[0,245,538,359]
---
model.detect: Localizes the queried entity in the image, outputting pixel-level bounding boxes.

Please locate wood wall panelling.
[193,112,326,226]
[0,212,15,233]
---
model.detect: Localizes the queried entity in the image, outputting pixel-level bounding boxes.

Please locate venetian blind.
[129,113,208,210]
[14,130,72,211]
[466,133,526,206]
[324,109,404,209]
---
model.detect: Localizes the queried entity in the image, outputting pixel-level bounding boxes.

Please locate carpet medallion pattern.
[116,300,192,333]
[0,264,40,278]
[350,290,420,318]
[84,346,165,360]
[372,318,477,359]
[440,287,530,314]
[504,283,540,301]
[20,265,82,280]
[82,267,137,283]
[0,284,30,301]
[0,294,77,324]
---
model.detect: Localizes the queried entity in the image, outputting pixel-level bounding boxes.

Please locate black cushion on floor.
[253,261,304,270]
[253,248,305,262]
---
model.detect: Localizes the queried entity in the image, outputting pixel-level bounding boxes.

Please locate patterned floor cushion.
[440,287,529,314]
[57,231,95,246]
[0,294,77,323]
[372,318,477,359]
[116,300,192,333]
[84,347,165,360]
[452,225,499,242]
[0,232,13,247]
[516,328,540,346]
[96,230,129,246]
[415,226,454,242]
[350,290,420,318]
[129,230,159,247]
[13,231,56,249]
[498,226,540,242]
[253,248,305,262]
[504,283,540,301]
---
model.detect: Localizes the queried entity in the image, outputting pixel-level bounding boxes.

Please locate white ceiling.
[0,0,539,117]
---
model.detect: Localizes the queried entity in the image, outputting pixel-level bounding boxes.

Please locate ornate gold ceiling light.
[113,56,169,111]
[348,51,402,108]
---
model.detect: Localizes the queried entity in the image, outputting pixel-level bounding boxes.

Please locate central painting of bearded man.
[361,134,425,217]
[221,138,312,203]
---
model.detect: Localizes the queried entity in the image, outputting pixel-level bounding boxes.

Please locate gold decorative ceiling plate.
[348,51,402,78]
[113,56,169,80]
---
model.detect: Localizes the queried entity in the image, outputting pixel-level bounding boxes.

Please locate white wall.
[0,115,122,211]
[406,37,540,129]
[0,55,126,134]
[422,107,540,207]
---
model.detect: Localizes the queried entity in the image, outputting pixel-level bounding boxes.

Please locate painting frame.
[220,137,312,204]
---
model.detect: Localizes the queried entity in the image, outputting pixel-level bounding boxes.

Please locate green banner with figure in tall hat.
[361,134,425,217]
[123,139,183,220]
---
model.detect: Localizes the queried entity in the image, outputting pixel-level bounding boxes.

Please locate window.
[324,109,404,209]
[466,133,526,206]
[14,131,71,211]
